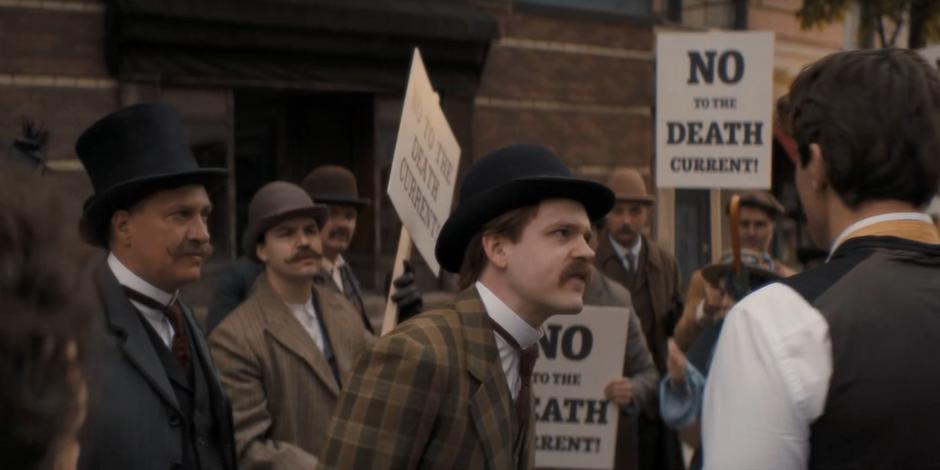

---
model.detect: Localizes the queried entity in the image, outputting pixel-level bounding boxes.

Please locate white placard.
[387,49,461,276]
[656,31,775,189]
[533,306,629,469]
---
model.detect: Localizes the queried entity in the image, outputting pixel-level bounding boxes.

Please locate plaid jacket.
[318,287,534,470]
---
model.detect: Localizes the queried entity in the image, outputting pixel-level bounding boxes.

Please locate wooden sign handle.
[381,227,413,336]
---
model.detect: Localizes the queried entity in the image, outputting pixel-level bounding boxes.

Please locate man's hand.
[604,377,635,407]
[702,279,725,319]
[391,261,423,322]
[667,339,687,386]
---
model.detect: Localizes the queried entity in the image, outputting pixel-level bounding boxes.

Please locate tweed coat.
[208,274,372,469]
[78,262,237,470]
[318,286,533,470]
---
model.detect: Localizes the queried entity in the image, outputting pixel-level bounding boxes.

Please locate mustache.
[560,261,592,284]
[328,227,351,240]
[285,246,323,264]
[169,240,213,258]
[616,223,637,235]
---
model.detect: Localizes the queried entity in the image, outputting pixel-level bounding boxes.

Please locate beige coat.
[208,274,372,469]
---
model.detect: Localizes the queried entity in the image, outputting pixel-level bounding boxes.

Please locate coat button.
[168,413,181,427]
[197,435,208,446]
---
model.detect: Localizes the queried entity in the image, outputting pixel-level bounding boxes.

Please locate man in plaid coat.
[318,145,614,470]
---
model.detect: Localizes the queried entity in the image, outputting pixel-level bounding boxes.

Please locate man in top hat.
[703,48,940,469]
[672,190,796,350]
[318,144,614,470]
[204,164,421,334]
[75,103,236,470]
[208,182,371,469]
[594,168,684,470]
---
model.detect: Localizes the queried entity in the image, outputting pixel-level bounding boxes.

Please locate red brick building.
[1,0,658,312]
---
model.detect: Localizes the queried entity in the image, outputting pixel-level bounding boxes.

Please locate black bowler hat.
[435,144,615,273]
[76,103,228,247]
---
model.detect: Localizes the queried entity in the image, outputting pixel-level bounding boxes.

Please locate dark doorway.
[234,90,376,285]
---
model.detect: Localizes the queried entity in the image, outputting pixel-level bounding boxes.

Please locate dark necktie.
[489,318,539,432]
[123,286,192,373]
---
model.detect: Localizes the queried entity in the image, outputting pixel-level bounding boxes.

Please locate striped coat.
[208,274,372,469]
[318,287,532,470]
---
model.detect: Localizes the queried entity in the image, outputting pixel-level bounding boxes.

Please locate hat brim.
[311,194,372,208]
[701,263,779,288]
[79,168,228,247]
[435,176,615,273]
[614,195,655,204]
[241,205,329,259]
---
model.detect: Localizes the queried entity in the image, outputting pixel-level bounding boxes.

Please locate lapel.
[641,235,666,318]
[258,275,341,396]
[457,287,516,470]
[314,284,360,382]
[96,263,180,412]
[596,236,630,283]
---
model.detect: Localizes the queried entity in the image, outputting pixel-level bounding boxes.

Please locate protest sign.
[533,306,629,469]
[656,31,775,189]
[383,48,461,334]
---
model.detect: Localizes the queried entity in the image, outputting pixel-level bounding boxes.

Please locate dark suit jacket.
[318,287,532,470]
[78,262,236,470]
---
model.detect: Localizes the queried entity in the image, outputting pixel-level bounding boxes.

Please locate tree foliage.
[797,0,940,48]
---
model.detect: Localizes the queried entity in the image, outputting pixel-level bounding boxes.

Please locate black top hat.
[76,103,228,247]
[301,165,371,208]
[435,144,615,273]
[242,181,329,260]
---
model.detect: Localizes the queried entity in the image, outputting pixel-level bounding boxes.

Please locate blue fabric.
[659,362,706,429]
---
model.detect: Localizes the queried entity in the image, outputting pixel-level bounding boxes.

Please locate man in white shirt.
[702,48,940,469]
[208,181,371,469]
[319,144,615,469]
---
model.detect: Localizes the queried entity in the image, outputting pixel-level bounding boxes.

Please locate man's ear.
[807,143,828,192]
[255,241,268,263]
[481,232,510,270]
[111,210,132,247]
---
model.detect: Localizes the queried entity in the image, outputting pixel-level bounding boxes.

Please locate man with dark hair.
[0,164,91,470]
[75,103,236,470]
[209,181,370,468]
[205,165,421,334]
[318,144,614,469]
[703,48,940,468]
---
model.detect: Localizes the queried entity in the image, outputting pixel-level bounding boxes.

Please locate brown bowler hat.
[607,168,654,204]
[727,190,785,218]
[242,181,328,259]
[301,165,371,208]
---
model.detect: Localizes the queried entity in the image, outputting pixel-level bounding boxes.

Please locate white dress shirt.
[609,234,642,272]
[108,253,177,348]
[475,281,542,400]
[322,255,347,294]
[702,212,934,470]
[286,297,326,354]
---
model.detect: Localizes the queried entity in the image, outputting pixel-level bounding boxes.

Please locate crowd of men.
[3,47,940,470]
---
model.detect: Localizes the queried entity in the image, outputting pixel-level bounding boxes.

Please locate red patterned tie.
[123,286,191,373]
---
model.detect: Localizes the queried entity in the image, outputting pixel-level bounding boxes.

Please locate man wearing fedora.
[75,103,236,470]
[205,164,421,334]
[594,167,684,470]
[318,144,614,470]
[209,182,371,469]
[673,190,796,351]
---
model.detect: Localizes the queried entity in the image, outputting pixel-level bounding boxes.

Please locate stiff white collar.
[475,281,541,349]
[827,212,934,260]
